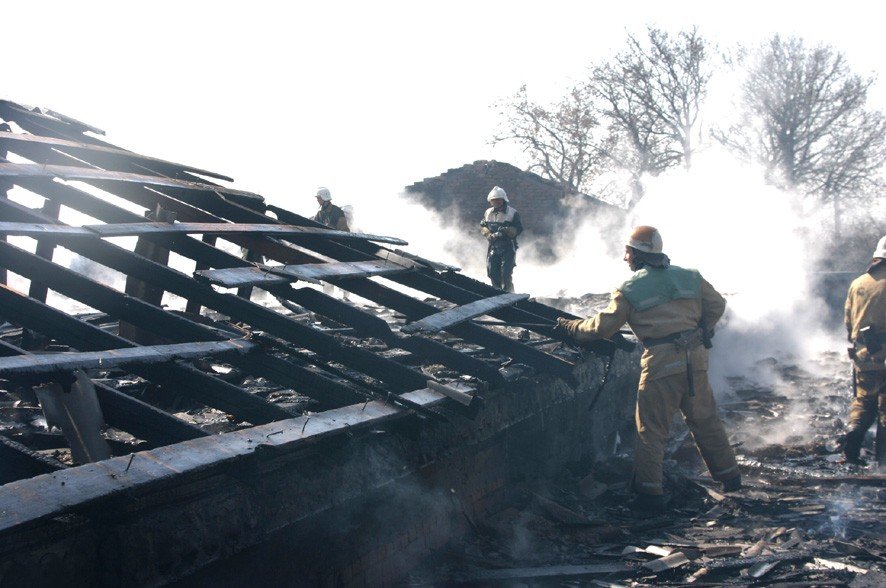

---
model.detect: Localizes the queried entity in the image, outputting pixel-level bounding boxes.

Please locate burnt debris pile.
[412,353,886,586]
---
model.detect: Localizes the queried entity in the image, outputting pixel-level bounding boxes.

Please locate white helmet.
[487,186,508,203]
[316,187,331,202]
[874,235,886,259]
[627,225,663,254]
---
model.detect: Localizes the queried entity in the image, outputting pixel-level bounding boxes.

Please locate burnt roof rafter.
[0,129,234,182]
[0,338,207,446]
[0,170,541,384]
[0,284,289,425]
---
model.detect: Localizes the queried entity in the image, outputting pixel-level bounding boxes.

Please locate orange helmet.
[627,226,663,254]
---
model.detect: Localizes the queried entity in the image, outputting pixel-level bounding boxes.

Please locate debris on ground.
[410,333,886,586]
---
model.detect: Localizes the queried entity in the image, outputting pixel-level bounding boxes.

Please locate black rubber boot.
[843,428,866,464]
[875,423,886,468]
[721,474,742,492]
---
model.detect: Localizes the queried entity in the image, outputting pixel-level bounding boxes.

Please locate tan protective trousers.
[633,370,739,495]
[844,370,886,462]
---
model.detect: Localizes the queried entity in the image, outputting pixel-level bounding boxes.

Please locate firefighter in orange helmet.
[556,226,740,510]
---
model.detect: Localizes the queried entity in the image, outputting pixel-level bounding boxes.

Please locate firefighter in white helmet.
[479,186,522,292]
[842,235,886,467]
[312,187,351,300]
[312,187,349,232]
[555,226,740,511]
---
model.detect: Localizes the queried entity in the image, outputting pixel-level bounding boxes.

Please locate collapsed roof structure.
[0,100,638,585]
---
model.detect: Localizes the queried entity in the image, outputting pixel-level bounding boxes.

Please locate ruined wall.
[405,161,623,253]
[0,352,639,587]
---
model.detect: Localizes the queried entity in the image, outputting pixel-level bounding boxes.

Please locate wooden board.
[400,293,530,334]
[0,387,448,532]
[196,259,412,288]
[0,162,262,202]
[0,221,407,246]
[0,339,255,376]
[0,130,233,181]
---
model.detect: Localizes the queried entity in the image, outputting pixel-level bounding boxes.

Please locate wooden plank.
[86,222,408,246]
[3,176,573,381]
[0,435,66,485]
[0,339,255,376]
[27,199,61,304]
[0,339,208,445]
[0,221,407,246]
[0,284,291,425]
[0,222,429,395]
[196,259,412,288]
[0,387,448,532]
[461,563,630,582]
[270,259,412,281]
[0,162,263,203]
[194,265,292,288]
[0,222,92,237]
[0,129,233,181]
[400,293,530,334]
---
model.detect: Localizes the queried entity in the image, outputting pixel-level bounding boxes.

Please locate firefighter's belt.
[641,329,703,350]
[642,328,702,397]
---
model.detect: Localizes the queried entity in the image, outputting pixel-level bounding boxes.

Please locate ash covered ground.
[3,293,884,586]
[409,295,886,587]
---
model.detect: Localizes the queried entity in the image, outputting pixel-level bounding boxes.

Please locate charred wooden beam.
[0,221,408,247]
[120,204,176,344]
[0,204,429,395]
[194,266,291,288]
[0,162,264,206]
[186,234,218,315]
[269,200,585,332]
[0,339,255,376]
[0,284,289,425]
[141,189,590,368]
[88,222,408,246]
[0,236,364,407]
[196,259,414,288]
[436,270,581,321]
[0,129,234,182]
[310,277,577,380]
[400,293,531,334]
[0,222,92,238]
[0,386,449,534]
[0,174,567,381]
[0,434,66,485]
[0,100,108,147]
[0,338,207,446]
[282,287,506,385]
[26,200,61,304]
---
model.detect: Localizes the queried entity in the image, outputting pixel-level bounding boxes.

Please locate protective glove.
[553,317,572,334]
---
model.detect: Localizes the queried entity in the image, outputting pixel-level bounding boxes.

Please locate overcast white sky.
[5,0,884,218]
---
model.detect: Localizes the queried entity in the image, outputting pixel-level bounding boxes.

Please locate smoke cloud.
[360,148,848,413]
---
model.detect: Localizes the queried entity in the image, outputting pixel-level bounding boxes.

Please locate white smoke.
[628,148,844,390]
[358,148,847,405]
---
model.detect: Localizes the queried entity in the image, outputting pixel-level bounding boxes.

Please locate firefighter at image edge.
[555,226,741,511]
[842,235,886,467]
[479,186,522,292]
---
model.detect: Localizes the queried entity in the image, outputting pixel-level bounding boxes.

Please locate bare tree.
[715,36,886,237]
[588,27,713,204]
[492,84,604,195]
[493,28,712,206]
